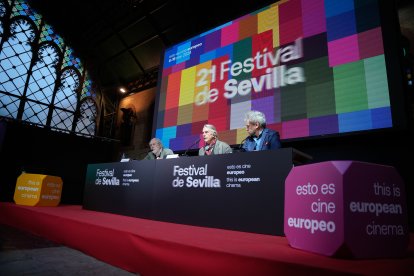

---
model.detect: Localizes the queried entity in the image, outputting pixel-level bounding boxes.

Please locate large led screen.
[154,0,393,151]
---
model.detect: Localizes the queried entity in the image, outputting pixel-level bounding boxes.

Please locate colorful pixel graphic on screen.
[155,0,392,151]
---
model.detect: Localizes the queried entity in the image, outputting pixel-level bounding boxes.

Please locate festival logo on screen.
[156,0,392,151]
[193,38,304,106]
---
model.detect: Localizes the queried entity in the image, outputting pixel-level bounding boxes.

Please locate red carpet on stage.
[1,202,413,276]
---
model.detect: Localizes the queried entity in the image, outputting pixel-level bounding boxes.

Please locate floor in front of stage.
[1,202,413,276]
[0,223,136,275]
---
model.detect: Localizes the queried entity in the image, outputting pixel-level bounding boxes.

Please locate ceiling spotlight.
[119,87,127,93]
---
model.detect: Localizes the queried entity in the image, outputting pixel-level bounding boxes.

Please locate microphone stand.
[236,136,249,152]
[183,138,201,156]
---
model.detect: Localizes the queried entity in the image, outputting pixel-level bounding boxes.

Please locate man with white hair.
[199,124,232,156]
[242,110,281,152]
[144,138,174,159]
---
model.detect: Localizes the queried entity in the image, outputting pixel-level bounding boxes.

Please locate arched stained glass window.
[26,42,59,104]
[50,67,79,130]
[0,0,99,137]
[23,42,60,124]
[54,67,79,111]
[0,17,36,96]
[76,98,97,136]
[76,73,97,135]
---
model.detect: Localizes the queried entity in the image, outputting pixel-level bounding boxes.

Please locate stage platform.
[1,202,413,276]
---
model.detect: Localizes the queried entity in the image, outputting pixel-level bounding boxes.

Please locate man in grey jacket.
[199,124,232,156]
[144,138,174,159]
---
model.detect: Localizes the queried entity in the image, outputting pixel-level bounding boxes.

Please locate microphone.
[237,136,249,152]
[183,138,201,156]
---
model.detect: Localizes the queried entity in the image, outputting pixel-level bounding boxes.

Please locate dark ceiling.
[27,0,278,93]
[27,0,414,96]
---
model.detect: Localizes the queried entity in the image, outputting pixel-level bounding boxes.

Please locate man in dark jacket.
[242,110,281,152]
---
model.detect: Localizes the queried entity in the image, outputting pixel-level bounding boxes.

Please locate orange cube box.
[14,173,63,207]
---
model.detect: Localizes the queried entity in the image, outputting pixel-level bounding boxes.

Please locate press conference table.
[83,148,300,235]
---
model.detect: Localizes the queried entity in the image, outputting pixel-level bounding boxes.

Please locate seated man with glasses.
[242,110,281,152]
